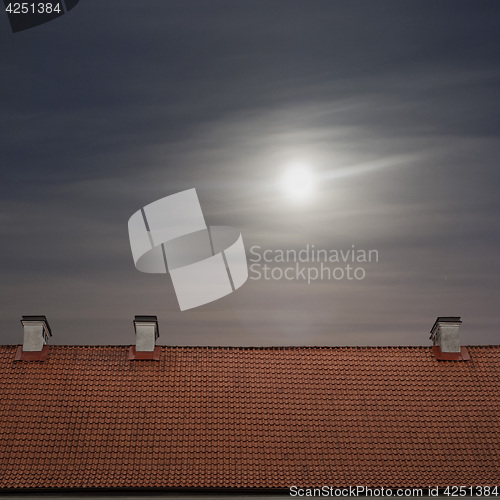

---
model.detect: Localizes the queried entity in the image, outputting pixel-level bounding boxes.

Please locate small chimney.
[430,316,462,353]
[133,315,159,352]
[21,316,51,352]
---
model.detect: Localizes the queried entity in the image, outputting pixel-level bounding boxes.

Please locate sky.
[0,1,499,347]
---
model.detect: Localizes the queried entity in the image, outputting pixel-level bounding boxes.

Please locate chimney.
[133,315,159,351]
[21,315,52,351]
[129,316,160,360]
[15,315,52,361]
[430,316,462,352]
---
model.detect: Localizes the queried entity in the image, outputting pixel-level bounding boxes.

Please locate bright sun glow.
[280,165,315,202]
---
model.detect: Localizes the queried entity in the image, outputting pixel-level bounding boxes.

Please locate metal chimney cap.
[20,315,52,337]
[430,316,461,336]
[133,315,159,340]
[134,315,158,323]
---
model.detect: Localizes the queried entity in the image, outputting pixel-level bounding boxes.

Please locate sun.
[280,165,315,202]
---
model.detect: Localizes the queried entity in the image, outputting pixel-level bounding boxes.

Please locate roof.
[0,345,499,490]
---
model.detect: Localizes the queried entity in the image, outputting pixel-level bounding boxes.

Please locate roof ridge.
[2,344,500,349]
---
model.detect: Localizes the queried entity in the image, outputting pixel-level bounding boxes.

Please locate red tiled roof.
[0,345,499,490]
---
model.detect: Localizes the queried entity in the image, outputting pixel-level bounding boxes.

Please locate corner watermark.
[289,485,499,497]
[4,0,80,33]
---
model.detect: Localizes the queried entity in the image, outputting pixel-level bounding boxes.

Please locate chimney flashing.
[15,345,50,362]
[432,345,470,361]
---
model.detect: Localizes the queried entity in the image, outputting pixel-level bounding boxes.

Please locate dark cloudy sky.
[1,1,499,347]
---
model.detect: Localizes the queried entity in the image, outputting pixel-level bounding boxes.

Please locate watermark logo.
[128,189,248,311]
